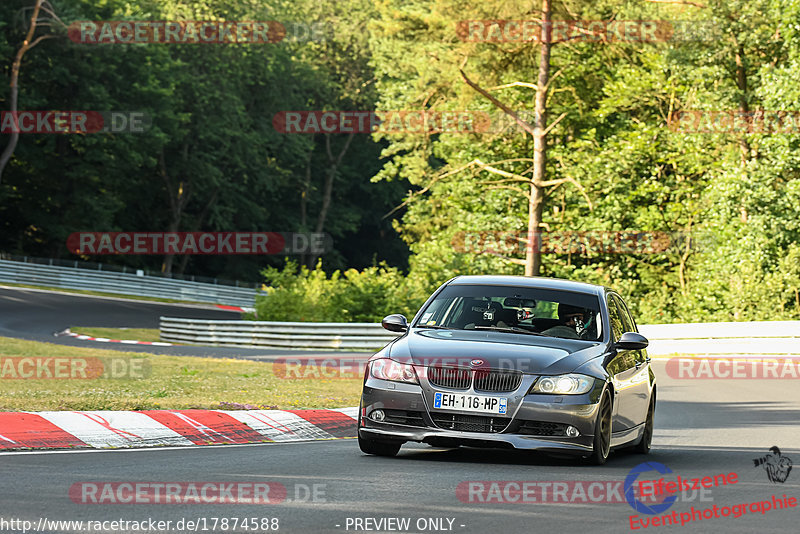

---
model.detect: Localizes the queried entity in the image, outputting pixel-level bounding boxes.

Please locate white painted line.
[0,438,353,456]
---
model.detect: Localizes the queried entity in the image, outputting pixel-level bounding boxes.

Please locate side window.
[619,298,638,333]
[612,294,643,366]
[607,296,624,342]
[612,295,635,334]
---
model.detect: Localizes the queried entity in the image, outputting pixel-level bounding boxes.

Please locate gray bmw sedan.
[358,275,656,465]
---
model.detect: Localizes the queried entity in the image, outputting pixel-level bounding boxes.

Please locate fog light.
[565,425,580,437]
[370,409,386,422]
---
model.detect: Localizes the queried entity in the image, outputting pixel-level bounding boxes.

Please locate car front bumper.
[359,376,603,454]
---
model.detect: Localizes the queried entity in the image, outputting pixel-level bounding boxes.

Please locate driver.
[541,303,588,339]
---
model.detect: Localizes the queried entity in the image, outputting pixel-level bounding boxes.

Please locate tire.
[588,389,612,465]
[358,434,402,457]
[632,394,655,454]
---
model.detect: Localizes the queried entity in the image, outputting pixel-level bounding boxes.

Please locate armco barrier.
[159,317,400,350]
[0,258,261,308]
[160,318,800,354]
[638,321,800,356]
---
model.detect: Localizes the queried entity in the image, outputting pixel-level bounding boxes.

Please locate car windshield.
[414,284,603,341]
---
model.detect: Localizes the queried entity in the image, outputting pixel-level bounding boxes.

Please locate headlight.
[531,374,594,395]
[369,358,419,384]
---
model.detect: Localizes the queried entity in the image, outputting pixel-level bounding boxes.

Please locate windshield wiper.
[415,324,453,330]
[473,325,547,336]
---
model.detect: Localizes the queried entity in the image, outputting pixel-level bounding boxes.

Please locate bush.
[254,260,427,322]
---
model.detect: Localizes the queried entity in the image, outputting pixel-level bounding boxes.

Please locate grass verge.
[0,336,362,411]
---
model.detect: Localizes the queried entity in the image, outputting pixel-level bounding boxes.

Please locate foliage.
[2,0,800,324]
[0,0,408,280]
[255,260,428,322]
[363,0,800,324]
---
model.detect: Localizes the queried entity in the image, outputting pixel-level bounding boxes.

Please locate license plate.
[433,392,507,415]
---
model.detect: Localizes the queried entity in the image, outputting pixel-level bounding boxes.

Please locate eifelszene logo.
[625,462,678,515]
[753,446,793,483]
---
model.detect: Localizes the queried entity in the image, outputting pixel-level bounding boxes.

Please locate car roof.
[447,275,606,296]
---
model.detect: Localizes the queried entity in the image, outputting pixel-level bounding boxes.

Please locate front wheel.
[587,389,612,465]
[632,394,655,454]
[358,434,402,457]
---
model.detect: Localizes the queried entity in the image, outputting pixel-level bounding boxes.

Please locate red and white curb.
[59,328,173,347]
[216,304,255,313]
[0,407,357,450]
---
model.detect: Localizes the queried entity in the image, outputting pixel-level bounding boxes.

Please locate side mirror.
[381,314,408,333]
[615,332,649,351]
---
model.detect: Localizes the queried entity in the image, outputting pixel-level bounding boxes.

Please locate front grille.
[519,421,569,436]
[382,410,425,427]
[474,370,522,392]
[431,413,510,433]
[427,366,472,389]
[427,366,523,392]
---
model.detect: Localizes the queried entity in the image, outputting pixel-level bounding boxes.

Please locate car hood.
[387,328,606,376]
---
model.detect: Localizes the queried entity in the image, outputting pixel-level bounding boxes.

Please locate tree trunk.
[0,0,49,185]
[300,148,314,268]
[176,189,219,275]
[308,133,354,266]
[314,133,354,234]
[161,219,180,275]
[159,147,190,274]
[525,0,552,277]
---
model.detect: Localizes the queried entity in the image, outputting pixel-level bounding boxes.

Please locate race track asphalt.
[1,360,799,533]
